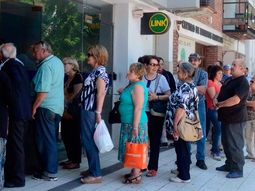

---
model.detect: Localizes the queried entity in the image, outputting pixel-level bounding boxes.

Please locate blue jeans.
[80,109,101,177]
[206,109,221,153]
[35,108,61,177]
[196,101,206,161]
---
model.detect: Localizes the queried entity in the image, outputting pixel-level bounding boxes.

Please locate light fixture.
[132,9,143,18]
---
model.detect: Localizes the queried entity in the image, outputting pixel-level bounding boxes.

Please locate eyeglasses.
[148,63,159,67]
[250,80,254,84]
[87,53,93,57]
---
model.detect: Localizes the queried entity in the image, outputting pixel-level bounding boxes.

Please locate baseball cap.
[188,53,201,61]
[223,64,231,70]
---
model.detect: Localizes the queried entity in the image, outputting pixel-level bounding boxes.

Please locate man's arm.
[247,100,255,109]
[216,95,240,108]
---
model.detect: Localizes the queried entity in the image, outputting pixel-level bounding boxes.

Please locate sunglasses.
[148,63,159,67]
[250,80,254,84]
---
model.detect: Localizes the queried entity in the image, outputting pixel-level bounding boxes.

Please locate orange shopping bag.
[124,142,148,169]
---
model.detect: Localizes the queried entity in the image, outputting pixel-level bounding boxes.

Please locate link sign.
[141,12,170,35]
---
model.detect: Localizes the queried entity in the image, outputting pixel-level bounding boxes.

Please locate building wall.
[193,0,223,32]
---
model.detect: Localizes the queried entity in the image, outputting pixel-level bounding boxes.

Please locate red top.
[206,80,221,109]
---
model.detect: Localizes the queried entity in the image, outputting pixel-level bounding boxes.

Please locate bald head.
[231,59,245,78]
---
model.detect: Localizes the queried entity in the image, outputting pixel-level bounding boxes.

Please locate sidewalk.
[4,142,255,191]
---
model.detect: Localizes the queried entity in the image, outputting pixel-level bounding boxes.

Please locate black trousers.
[175,138,191,180]
[221,122,245,172]
[61,118,81,163]
[147,112,164,171]
[5,119,27,185]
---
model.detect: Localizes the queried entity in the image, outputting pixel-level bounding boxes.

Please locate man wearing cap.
[189,53,208,170]
[221,64,231,83]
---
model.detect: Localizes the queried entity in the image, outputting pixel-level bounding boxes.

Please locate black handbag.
[108,101,121,124]
[149,75,167,117]
[149,95,167,117]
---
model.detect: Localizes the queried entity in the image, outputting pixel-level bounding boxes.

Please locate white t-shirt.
[143,74,170,111]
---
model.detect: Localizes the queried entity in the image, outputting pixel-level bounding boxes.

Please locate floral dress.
[165,82,199,135]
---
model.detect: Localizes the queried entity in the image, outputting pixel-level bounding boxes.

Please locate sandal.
[146,170,157,177]
[123,175,142,184]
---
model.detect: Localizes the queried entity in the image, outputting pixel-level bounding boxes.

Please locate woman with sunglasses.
[80,45,109,184]
[142,55,170,177]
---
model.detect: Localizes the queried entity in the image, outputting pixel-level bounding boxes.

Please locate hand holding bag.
[124,140,148,169]
[94,120,114,153]
[177,111,203,142]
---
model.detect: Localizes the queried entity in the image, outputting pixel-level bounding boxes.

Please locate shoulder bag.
[177,110,203,142]
[149,74,167,117]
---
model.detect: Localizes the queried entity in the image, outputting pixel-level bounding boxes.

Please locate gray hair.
[34,40,53,54]
[63,57,80,72]
[1,43,17,58]
[178,61,195,78]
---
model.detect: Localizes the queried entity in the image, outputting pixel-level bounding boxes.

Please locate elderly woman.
[118,63,148,184]
[143,55,170,177]
[165,62,198,183]
[80,45,109,184]
[205,65,223,161]
[61,57,83,169]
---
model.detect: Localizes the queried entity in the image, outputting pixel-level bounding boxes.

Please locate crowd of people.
[0,41,254,188]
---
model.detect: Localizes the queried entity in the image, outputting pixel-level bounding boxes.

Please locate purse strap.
[154,74,161,93]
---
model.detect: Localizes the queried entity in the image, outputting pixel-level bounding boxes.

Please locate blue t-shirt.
[119,81,148,124]
[33,55,64,116]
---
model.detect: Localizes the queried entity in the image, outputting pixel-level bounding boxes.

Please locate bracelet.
[95,111,101,114]
[133,127,138,130]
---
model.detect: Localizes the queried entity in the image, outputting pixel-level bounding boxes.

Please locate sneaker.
[226,171,243,178]
[170,169,179,175]
[32,173,58,181]
[196,160,207,170]
[169,176,191,183]
[211,152,221,161]
[42,175,58,181]
[216,165,231,172]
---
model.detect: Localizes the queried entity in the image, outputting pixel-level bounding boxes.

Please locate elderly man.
[32,41,64,181]
[189,53,208,170]
[0,43,31,188]
[216,59,249,178]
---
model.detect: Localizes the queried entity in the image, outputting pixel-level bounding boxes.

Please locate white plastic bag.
[93,120,114,153]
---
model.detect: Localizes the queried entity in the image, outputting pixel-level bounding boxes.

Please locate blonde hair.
[63,57,80,72]
[129,62,146,80]
[87,45,108,66]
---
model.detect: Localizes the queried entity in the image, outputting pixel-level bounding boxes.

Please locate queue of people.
[0,40,254,189]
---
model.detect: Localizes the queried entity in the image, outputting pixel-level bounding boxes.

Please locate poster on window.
[178,37,195,62]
